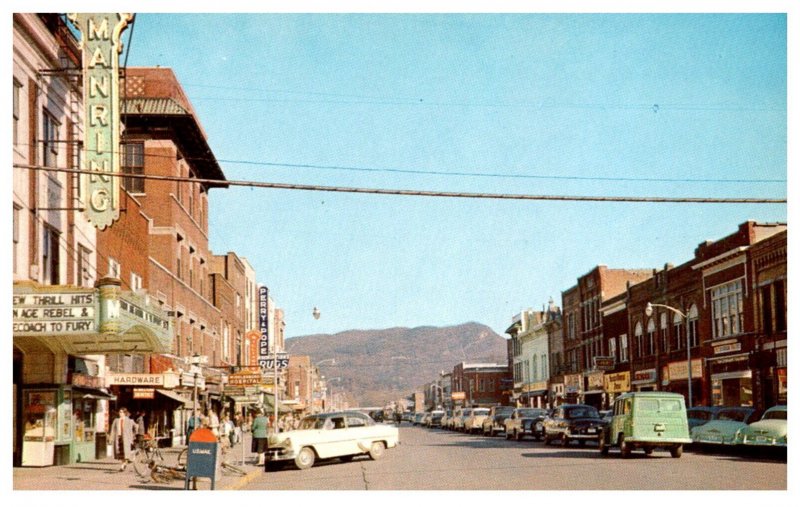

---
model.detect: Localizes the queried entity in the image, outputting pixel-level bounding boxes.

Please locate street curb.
[221,468,262,490]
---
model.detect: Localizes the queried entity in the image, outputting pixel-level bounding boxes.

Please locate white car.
[267,411,400,470]
[463,407,491,434]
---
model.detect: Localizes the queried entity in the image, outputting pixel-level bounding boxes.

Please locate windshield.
[474,409,490,415]
[298,417,322,430]
[496,408,514,416]
[565,406,600,419]
[718,409,751,422]
[763,409,787,421]
[518,409,546,418]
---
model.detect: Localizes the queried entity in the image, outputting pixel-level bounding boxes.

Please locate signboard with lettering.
[632,368,657,385]
[12,291,97,336]
[133,388,155,399]
[667,359,703,381]
[714,342,742,355]
[68,13,133,229]
[603,372,630,393]
[261,356,289,370]
[228,372,262,386]
[586,371,604,391]
[258,286,270,369]
[564,374,582,393]
[107,373,165,386]
[593,356,615,371]
[451,391,466,401]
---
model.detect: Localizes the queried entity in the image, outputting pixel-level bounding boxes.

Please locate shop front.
[582,371,605,409]
[662,359,703,406]
[13,279,172,466]
[632,368,657,392]
[564,374,582,404]
[549,382,565,407]
[707,353,753,408]
[519,381,548,408]
[106,371,187,447]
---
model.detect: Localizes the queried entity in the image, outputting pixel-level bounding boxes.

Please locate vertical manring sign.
[258,286,270,369]
[68,13,133,230]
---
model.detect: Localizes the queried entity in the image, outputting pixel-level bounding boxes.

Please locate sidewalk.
[13,433,264,491]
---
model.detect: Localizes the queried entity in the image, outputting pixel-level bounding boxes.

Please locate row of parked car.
[411,392,787,458]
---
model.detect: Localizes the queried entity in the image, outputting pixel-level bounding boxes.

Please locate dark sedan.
[543,404,605,447]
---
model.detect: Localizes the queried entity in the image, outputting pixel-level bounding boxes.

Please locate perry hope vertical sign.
[258,286,270,369]
[68,13,133,230]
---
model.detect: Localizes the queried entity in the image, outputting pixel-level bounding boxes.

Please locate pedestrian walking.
[208,409,220,437]
[109,407,135,471]
[134,410,147,444]
[251,409,269,466]
[186,411,202,440]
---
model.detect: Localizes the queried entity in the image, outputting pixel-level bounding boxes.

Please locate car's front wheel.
[599,433,609,456]
[670,445,683,458]
[369,441,386,460]
[561,433,570,447]
[294,447,316,470]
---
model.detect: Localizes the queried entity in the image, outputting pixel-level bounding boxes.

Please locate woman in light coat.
[109,407,136,471]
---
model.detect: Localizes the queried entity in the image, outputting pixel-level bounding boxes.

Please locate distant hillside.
[286,322,508,407]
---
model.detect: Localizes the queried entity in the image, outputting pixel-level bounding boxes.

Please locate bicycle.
[132,436,166,479]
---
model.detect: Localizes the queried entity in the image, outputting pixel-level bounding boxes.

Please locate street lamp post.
[190,353,202,437]
[645,302,692,408]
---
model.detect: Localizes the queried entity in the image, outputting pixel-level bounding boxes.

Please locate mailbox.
[184,428,218,490]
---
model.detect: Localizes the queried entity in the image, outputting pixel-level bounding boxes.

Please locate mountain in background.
[286,322,508,407]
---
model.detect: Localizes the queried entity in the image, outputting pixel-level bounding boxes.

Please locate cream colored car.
[463,407,491,434]
[267,411,400,470]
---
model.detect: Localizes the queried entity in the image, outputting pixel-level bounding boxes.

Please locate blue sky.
[121,11,787,338]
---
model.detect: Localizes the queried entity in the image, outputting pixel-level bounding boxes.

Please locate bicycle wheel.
[132,449,152,478]
[176,448,188,469]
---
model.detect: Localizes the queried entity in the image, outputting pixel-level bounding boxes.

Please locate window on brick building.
[13,204,21,274]
[107,257,120,278]
[687,304,699,348]
[131,272,142,292]
[76,243,91,287]
[13,79,22,146]
[121,142,145,192]
[660,313,669,354]
[646,318,656,356]
[634,321,643,358]
[42,109,59,168]
[761,280,787,335]
[673,312,683,350]
[42,224,60,285]
[711,279,744,339]
[609,337,617,363]
[619,334,628,362]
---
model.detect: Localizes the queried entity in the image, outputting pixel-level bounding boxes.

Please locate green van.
[599,391,692,458]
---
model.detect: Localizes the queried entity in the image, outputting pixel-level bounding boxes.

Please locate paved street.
[244,424,786,490]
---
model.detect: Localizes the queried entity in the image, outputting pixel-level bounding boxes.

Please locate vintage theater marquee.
[68,13,133,229]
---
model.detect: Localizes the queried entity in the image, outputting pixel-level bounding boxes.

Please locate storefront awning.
[156,389,192,405]
[74,387,116,400]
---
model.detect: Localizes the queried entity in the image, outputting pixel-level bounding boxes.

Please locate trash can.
[95,433,108,459]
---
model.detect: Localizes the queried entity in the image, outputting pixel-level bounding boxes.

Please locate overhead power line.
[14,164,786,205]
[14,143,787,184]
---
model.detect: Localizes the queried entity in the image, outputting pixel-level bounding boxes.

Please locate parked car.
[427,410,445,428]
[599,392,691,458]
[413,413,425,426]
[402,412,414,423]
[463,407,491,434]
[266,411,399,470]
[504,407,549,441]
[482,406,515,436]
[690,407,761,446]
[686,406,727,430]
[543,404,604,446]
[734,405,787,447]
[446,408,463,430]
[454,408,472,431]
